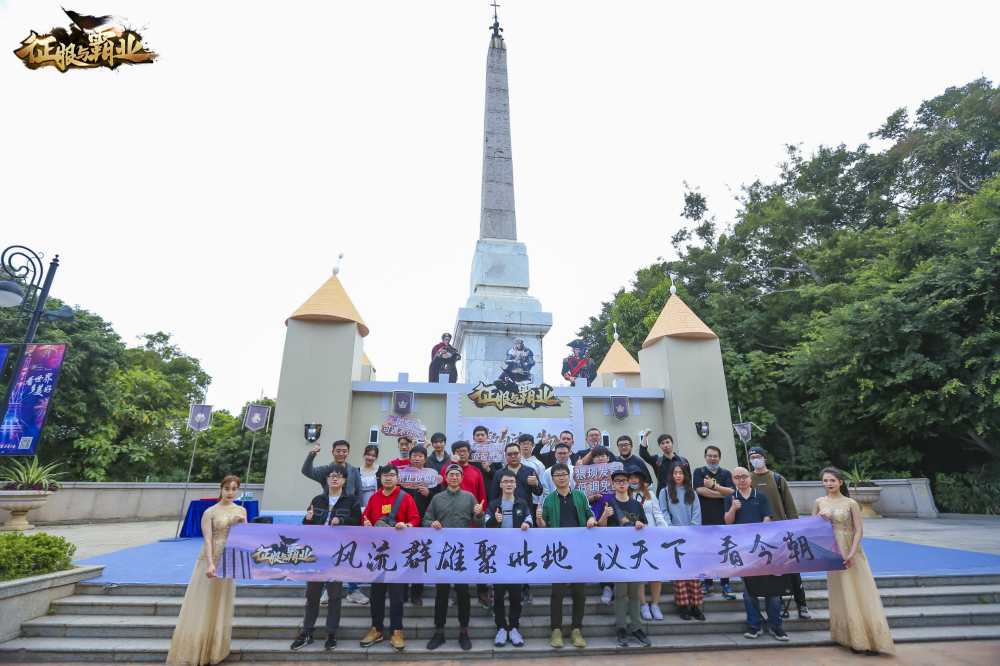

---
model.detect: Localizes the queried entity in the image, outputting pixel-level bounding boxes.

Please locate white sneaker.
[640,604,652,620]
[509,628,524,647]
[494,628,507,647]
[651,603,663,620]
[320,589,329,605]
[601,586,614,604]
[346,590,369,605]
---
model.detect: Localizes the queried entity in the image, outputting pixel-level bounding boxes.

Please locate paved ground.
[31,513,1000,562]
[16,640,1000,665]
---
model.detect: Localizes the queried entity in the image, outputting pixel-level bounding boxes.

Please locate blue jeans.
[369,583,405,633]
[347,582,360,594]
[743,590,782,631]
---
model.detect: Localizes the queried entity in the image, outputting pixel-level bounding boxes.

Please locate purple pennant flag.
[610,395,629,420]
[393,391,413,417]
[188,404,214,431]
[243,405,270,432]
[734,422,752,443]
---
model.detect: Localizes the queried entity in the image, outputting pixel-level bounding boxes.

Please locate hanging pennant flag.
[734,422,752,443]
[393,391,413,417]
[188,404,214,431]
[610,395,629,420]
[243,405,271,432]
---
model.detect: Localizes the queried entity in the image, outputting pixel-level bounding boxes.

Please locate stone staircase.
[2,575,999,661]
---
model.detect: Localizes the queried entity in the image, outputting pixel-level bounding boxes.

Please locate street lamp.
[0,246,75,344]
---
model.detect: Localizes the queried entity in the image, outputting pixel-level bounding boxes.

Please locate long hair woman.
[657,462,704,621]
[628,470,669,620]
[166,475,247,666]
[813,467,894,656]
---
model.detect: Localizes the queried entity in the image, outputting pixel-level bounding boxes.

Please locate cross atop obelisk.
[480,3,515,241]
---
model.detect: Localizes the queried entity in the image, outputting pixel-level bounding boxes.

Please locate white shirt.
[541,462,576,500]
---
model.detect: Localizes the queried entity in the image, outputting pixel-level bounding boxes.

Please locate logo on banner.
[187,404,214,431]
[393,391,413,416]
[611,396,629,420]
[734,422,752,443]
[467,382,561,411]
[381,415,426,441]
[250,535,318,565]
[243,405,270,432]
[14,9,157,72]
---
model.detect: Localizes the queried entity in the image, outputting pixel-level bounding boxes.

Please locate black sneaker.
[678,605,691,621]
[459,629,472,650]
[411,595,423,606]
[744,625,763,639]
[324,635,337,650]
[479,594,493,609]
[521,589,533,604]
[798,605,811,619]
[773,627,790,642]
[426,630,445,650]
[631,629,651,646]
[291,632,313,650]
[691,605,706,621]
[616,628,628,646]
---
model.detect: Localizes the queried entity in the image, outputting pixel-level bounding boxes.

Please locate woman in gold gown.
[166,475,248,666]
[812,467,895,656]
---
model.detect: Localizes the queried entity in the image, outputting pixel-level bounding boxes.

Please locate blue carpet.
[77,537,1000,585]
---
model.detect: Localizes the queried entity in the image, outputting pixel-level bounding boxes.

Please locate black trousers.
[435,583,470,629]
[790,572,807,607]
[550,582,585,631]
[369,583,405,633]
[408,583,424,601]
[302,581,342,637]
[492,584,523,629]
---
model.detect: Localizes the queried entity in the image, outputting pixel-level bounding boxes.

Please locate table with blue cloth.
[179,500,259,538]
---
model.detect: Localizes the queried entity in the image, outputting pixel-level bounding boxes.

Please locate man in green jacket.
[534,463,596,648]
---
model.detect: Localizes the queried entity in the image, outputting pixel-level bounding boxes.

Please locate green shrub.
[0,532,77,581]
[934,462,1000,515]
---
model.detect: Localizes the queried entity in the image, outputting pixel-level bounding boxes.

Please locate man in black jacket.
[638,430,688,494]
[485,469,532,647]
[488,442,543,504]
[291,465,362,651]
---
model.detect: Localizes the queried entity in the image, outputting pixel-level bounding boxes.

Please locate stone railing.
[788,478,938,518]
[0,482,265,526]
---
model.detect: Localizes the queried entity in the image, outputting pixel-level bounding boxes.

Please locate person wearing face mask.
[747,446,810,619]
[693,445,737,600]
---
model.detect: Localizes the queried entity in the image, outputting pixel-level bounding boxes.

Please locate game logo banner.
[0,344,68,455]
[456,417,571,463]
[217,517,846,584]
[467,381,561,410]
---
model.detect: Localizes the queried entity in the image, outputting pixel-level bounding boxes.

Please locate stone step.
[50,584,1000,618]
[3,625,1000,662]
[20,603,1000,640]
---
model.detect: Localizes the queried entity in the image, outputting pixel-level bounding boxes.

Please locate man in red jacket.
[359,465,419,652]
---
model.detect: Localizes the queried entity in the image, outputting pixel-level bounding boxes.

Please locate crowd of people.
[165,428,895,665]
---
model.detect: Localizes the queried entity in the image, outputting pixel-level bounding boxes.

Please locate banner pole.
[171,429,201,540]
[245,431,258,487]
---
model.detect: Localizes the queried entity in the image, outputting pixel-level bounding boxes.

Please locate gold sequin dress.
[817,496,895,654]
[166,503,246,666]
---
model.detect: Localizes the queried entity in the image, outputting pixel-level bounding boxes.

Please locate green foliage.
[934,463,1000,515]
[0,531,76,581]
[842,464,872,489]
[0,457,63,490]
[579,78,1000,488]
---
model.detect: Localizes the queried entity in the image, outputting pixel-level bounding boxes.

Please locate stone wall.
[788,478,939,519]
[0,482,265,526]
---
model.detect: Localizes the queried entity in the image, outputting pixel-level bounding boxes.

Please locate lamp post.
[0,246,75,342]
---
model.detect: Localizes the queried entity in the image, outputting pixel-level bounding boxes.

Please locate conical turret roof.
[286,274,369,337]
[642,295,717,347]
[596,339,641,375]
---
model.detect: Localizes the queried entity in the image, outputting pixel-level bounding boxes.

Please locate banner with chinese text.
[456,417,571,463]
[574,462,624,496]
[217,516,845,584]
[0,344,68,455]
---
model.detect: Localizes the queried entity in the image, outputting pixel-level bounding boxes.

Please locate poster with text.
[456,416,572,463]
[0,344,68,455]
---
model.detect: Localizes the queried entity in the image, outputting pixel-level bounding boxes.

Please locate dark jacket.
[638,445,689,494]
[301,452,364,506]
[402,478,443,519]
[531,441,580,468]
[485,497,533,529]
[488,464,544,503]
[302,492,362,526]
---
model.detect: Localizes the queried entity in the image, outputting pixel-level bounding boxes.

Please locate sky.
[1,1,997,414]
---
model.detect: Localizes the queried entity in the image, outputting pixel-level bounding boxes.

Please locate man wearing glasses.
[535,463,596,648]
[485,469,533,647]
[693,445,737,600]
[488,442,542,503]
[291,466,362,651]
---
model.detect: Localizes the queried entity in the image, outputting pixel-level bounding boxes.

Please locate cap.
[611,469,631,480]
[748,446,767,458]
[444,463,464,475]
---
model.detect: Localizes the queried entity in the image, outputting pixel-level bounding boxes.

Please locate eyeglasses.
[506,451,520,456]
[613,478,628,484]
[733,475,750,480]
[500,479,516,484]
[552,473,570,479]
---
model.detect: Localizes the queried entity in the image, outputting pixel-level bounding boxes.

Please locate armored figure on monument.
[429,333,461,383]
[504,339,535,382]
[561,339,596,387]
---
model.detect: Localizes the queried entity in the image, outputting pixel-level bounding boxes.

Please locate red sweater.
[459,463,486,503]
[362,486,420,527]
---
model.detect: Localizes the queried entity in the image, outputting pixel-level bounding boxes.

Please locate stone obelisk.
[453,18,552,385]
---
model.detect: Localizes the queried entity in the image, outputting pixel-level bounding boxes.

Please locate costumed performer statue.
[504,338,535,383]
[429,332,461,383]
[562,338,596,387]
